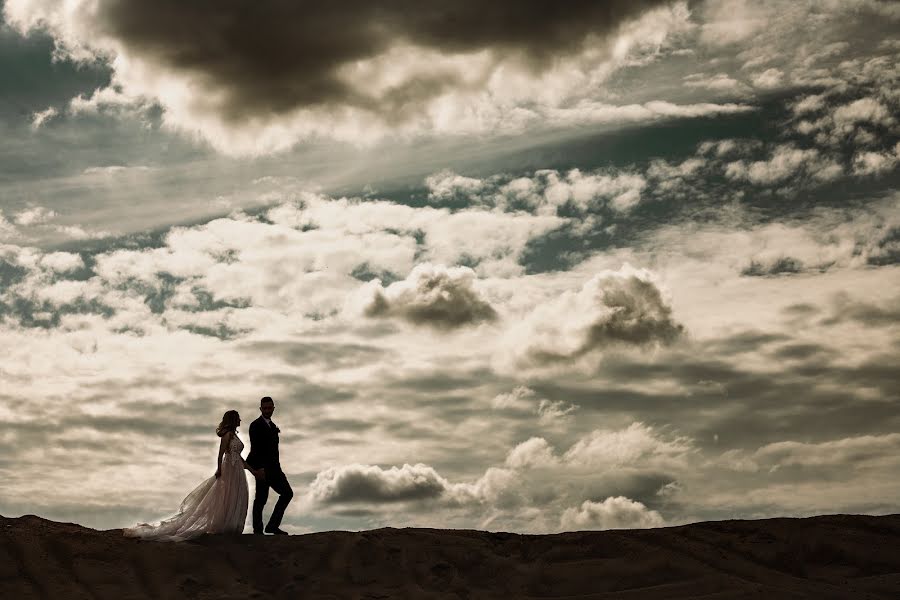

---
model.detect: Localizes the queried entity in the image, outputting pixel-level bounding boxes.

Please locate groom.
[247,396,293,535]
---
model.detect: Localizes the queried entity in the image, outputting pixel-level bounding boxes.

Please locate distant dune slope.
[2,513,900,599]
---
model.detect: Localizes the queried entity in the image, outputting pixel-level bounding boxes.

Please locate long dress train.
[124,433,249,541]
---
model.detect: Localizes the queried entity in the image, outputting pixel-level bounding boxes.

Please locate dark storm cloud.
[88,0,668,120]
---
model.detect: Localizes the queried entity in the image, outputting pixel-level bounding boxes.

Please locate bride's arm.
[215,432,231,478]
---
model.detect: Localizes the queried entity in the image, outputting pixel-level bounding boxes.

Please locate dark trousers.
[252,467,293,532]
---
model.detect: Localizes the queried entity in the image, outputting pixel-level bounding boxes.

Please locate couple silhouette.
[124,397,293,541]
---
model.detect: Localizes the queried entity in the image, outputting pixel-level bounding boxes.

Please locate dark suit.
[247,416,293,532]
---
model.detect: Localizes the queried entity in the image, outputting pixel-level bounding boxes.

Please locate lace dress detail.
[124,434,249,541]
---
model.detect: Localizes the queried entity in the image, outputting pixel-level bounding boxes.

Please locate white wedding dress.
[124,433,249,541]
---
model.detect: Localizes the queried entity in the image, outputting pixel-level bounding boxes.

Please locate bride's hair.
[216,410,240,437]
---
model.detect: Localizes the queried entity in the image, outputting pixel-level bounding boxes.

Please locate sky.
[0,0,899,535]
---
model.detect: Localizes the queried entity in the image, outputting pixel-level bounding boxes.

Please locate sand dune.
[2,513,900,599]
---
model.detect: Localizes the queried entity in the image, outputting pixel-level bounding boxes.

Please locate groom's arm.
[248,421,262,463]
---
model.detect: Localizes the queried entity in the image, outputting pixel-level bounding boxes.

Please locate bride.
[124,410,263,541]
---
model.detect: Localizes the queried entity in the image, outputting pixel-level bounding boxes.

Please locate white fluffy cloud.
[40,252,84,273]
[307,463,451,503]
[505,437,558,469]
[564,422,693,470]
[428,167,652,217]
[725,144,843,185]
[507,264,683,367]
[560,497,665,531]
[426,171,485,203]
[832,98,893,127]
[491,386,539,411]
[298,421,690,531]
[750,68,783,89]
[30,106,58,129]
[853,144,900,176]
[13,206,57,226]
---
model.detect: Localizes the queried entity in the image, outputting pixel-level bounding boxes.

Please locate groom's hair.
[260,396,274,405]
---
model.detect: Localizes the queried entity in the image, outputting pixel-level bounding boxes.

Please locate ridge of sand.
[2,513,900,598]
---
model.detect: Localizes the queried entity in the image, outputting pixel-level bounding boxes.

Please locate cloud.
[563,422,693,470]
[81,165,154,178]
[791,94,828,116]
[305,461,521,510]
[542,100,754,130]
[832,97,892,127]
[428,166,657,217]
[741,257,804,277]
[645,199,900,276]
[697,138,761,158]
[536,398,579,423]
[307,463,450,504]
[750,68,783,89]
[753,434,900,471]
[505,437,557,469]
[827,293,900,327]
[853,144,900,176]
[683,72,744,91]
[719,433,900,474]
[298,421,690,530]
[491,385,539,410]
[539,169,647,214]
[30,106,58,129]
[6,0,681,154]
[13,206,57,226]
[40,252,84,273]
[362,263,498,330]
[698,0,769,47]
[0,211,19,239]
[560,497,664,531]
[489,386,578,423]
[68,86,149,117]
[792,88,900,151]
[426,170,485,203]
[510,265,683,366]
[725,144,842,185]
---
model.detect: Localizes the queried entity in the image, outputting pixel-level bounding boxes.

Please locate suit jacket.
[247,416,281,471]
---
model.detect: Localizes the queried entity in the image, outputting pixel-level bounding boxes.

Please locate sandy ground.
[2,513,900,599]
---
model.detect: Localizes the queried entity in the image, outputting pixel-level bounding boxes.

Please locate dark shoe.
[252,530,264,535]
[265,526,289,535]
